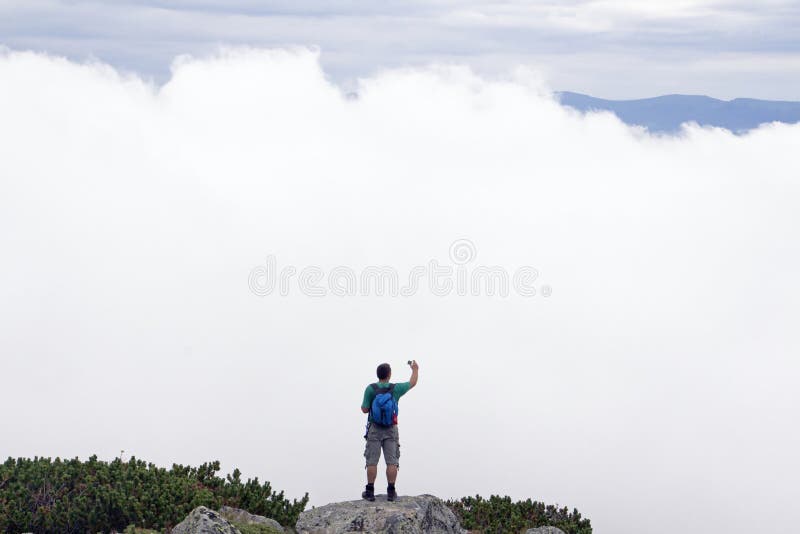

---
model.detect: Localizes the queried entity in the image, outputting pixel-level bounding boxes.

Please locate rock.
[171,506,241,534]
[219,505,285,532]
[525,528,567,534]
[295,494,465,534]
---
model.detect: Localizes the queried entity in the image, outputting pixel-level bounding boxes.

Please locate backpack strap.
[370,383,394,393]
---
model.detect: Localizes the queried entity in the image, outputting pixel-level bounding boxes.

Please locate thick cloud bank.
[0,48,798,534]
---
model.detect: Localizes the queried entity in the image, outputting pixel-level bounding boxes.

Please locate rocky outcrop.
[219,505,285,532]
[171,506,240,534]
[525,528,567,534]
[295,494,465,534]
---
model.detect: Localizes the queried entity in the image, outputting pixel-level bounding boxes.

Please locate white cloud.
[0,48,799,534]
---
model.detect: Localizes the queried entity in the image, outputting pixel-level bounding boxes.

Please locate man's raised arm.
[409,360,419,388]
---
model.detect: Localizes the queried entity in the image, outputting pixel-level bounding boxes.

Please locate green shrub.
[445,494,592,534]
[231,522,286,534]
[123,526,160,534]
[0,455,308,533]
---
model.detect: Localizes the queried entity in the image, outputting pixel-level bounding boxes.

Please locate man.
[360,360,419,502]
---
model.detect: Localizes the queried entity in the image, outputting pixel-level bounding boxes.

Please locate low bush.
[0,455,308,533]
[231,523,286,534]
[446,494,592,534]
[123,527,159,534]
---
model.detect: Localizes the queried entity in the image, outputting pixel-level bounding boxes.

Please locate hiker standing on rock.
[360,360,419,502]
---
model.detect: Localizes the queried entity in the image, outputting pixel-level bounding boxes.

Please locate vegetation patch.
[123,526,160,534]
[445,494,592,534]
[231,522,287,534]
[0,455,307,533]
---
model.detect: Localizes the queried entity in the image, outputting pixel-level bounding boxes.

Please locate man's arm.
[361,385,372,413]
[409,360,419,388]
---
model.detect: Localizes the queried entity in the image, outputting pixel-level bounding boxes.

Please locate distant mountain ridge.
[557,91,800,133]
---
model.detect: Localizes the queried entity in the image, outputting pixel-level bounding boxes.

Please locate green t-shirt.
[362,381,412,422]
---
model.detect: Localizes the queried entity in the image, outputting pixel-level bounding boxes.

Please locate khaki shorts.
[364,423,400,467]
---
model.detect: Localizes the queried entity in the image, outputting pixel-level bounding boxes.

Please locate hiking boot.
[362,484,375,502]
[387,485,397,502]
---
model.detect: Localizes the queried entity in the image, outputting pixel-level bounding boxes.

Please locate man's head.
[376,363,391,381]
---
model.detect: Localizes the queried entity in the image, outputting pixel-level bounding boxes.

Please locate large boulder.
[295,494,465,534]
[525,528,567,534]
[219,505,285,532]
[171,506,241,534]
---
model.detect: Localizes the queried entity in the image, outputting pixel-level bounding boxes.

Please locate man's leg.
[386,464,398,484]
[363,426,381,501]
[384,427,400,501]
[366,465,377,484]
[363,463,377,501]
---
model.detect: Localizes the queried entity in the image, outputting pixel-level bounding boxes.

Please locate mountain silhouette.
[558,92,800,133]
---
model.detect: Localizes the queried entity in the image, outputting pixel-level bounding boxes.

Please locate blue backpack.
[370,383,398,427]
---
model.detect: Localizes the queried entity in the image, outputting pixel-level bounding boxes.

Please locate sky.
[1,0,800,99]
[1,48,799,534]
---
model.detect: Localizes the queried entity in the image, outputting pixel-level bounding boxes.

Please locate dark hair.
[376,363,391,380]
